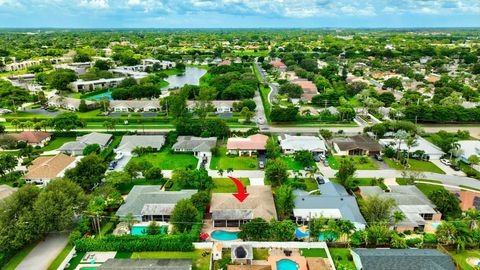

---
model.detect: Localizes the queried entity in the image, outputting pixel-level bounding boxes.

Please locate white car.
[115,152,124,161]
[440,159,451,166]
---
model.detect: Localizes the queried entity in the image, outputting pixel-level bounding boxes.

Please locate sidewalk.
[16,233,68,270]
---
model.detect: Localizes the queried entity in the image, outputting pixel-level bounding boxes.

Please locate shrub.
[423,233,438,244]
[75,234,195,252]
[406,237,423,247]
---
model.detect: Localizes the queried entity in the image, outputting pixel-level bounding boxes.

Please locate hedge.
[75,234,195,252]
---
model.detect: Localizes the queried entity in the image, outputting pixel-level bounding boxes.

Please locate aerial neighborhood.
[0,27,479,270]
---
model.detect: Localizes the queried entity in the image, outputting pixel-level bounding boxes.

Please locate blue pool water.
[431,223,441,229]
[84,91,112,100]
[295,228,337,241]
[277,259,299,270]
[210,230,239,241]
[131,225,167,236]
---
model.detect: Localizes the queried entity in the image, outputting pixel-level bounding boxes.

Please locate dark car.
[315,176,325,185]
[313,154,321,162]
[451,164,461,171]
[108,160,118,170]
[374,154,383,161]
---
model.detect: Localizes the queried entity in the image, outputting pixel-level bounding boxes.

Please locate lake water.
[161,67,207,92]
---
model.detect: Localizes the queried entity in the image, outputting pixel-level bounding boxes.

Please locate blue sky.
[0,0,479,28]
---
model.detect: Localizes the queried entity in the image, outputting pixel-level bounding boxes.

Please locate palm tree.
[464,209,480,230]
[405,137,418,163]
[123,212,136,231]
[11,119,19,132]
[218,169,224,177]
[394,130,409,161]
[391,211,406,231]
[449,141,460,160]
[227,168,233,174]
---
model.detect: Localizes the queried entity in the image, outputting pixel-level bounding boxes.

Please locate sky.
[0,0,479,28]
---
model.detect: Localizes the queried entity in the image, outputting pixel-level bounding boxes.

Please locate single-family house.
[48,96,95,111]
[227,134,268,156]
[379,136,445,160]
[359,185,442,232]
[210,185,277,227]
[109,100,161,112]
[59,132,112,156]
[331,135,382,156]
[98,259,192,270]
[116,186,196,222]
[351,249,455,270]
[457,140,480,163]
[270,61,287,72]
[186,100,235,113]
[278,134,327,155]
[9,131,52,147]
[116,135,165,154]
[453,191,480,211]
[291,79,319,102]
[172,136,217,158]
[23,154,78,186]
[293,182,367,230]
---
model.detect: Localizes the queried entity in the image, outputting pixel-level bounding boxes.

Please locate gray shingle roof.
[116,135,165,153]
[116,186,196,219]
[172,136,217,152]
[352,249,456,270]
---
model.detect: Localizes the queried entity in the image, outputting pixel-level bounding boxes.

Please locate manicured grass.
[131,250,210,270]
[448,249,480,270]
[329,248,355,270]
[212,178,250,193]
[115,252,132,258]
[355,178,388,190]
[2,241,38,270]
[459,162,480,179]
[47,244,73,270]
[328,155,379,170]
[210,147,258,170]
[129,150,198,170]
[161,68,186,76]
[117,178,165,194]
[40,137,76,152]
[416,183,445,197]
[253,248,269,260]
[300,248,328,258]
[384,157,445,174]
[282,156,305,170]
[65,252,86,270]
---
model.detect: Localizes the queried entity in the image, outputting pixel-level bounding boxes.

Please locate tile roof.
[454,191,480,211]
[9,131,51,143]
[227,134,268,151]
[352,249,455,270]
[210,186,277,221]
[23,154,76,179]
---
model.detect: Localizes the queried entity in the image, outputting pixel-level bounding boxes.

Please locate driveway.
[113,154,132,172]
[372,159,391,170]
[431,159,466,176]
[16,233,68,270]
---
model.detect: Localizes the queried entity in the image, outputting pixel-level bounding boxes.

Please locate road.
[16,233,68,270]
[253,62,270,131]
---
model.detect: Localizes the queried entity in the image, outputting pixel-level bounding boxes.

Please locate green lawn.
[212,178,250,193]
[396,178,445,197]
[47,244,73,270]
[282,156,305,170]
[131,250,210,270]
[329,248,355,270]
[40,137,76,152]
[329,178,387,190]
[210,147,258,170]
[65,252,86,270]
[384,157,445,174]
[328,155,379,170]
[3,241,38,270]
[300,248,328,258]
[448,249,480,270]
[129,150,198,170]
[253,249,269,260]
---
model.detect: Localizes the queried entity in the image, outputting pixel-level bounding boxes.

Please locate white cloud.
[78,0,109,9]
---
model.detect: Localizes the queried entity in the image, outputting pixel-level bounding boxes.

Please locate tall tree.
[360,195,396,224]
[274,185,295,219]
[64,154,107,191]
[265,158,288,187]
[170,199,198,232]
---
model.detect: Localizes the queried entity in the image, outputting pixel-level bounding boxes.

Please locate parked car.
[374,154,383,161]
[451,164,461,171]
[319,153,326,160]
[115,152,124,161]
[313,154,321,162]
[108,160,118,170]
[259,160,265,169]
[440,159,452,166]
[315,176,325,185]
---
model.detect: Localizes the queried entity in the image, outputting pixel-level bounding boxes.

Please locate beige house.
[210,185,277,228]
[226,134,268,156]
[23,154,78,186]
[9,131,52,147]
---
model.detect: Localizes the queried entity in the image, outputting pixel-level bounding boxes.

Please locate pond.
[161,67,207,92]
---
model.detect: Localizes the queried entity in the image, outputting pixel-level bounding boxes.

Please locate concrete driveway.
[16,233,68,270]
[431,159,466,176]
[113,154,132,172]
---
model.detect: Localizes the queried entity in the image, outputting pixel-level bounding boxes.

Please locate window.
[420,213,433,220]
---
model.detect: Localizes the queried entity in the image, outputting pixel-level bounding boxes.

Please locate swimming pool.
[276,259,299,270]
[131,225,168,236]
[210,230,239,241]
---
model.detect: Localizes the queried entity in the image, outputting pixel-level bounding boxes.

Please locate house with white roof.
[172,136,217,158]
[278,134,327,155]
[59,132,112,156]
[457,140,480,163]
[48,96,96,111]
[116,135,165,154]
[379,136,445,160]
[109,100,161,112]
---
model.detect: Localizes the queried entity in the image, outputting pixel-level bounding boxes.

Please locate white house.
[172,136,217,158]
[457,140,480,163]
[379,136,445,160]
[109,100,161,112]
[278,134,327,155]
[48,96,95,111]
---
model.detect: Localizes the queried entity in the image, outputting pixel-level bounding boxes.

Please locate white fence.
[57,246,76,270]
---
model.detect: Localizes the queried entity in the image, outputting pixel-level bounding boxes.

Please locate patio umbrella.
[200,233,209,240]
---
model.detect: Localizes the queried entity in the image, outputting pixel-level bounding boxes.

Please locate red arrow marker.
[228,176,250,202]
